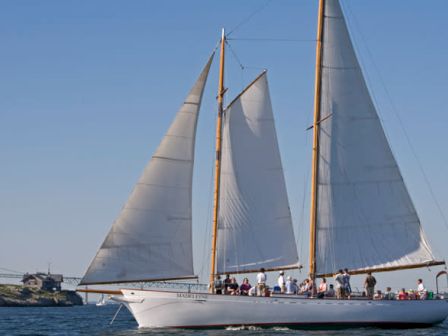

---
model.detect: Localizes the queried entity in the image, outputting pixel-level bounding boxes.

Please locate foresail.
[80,54,214,285]
[315,0,439,276]
[216,72,299,274]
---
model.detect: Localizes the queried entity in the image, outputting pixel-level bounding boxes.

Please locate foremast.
[309,0,325,282]
[209,29,226,291]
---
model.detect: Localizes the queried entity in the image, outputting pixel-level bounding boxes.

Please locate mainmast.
[309,0,325,281]
[209,28,226,291]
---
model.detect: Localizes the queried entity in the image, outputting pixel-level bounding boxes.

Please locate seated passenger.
[374,290,383,300]
[240,278,251,296]
[383,287,395,300]
[285,276,297,294]
[398,288,409,300]
[317,278,327,299]
[248,286,257,296]
[272,285,282,294]
[300,279,312,297]
[223,274,231,294]
[408,290,417,300]
[326,284,335,298]
[214,275,223,295]
[228,277,239,295]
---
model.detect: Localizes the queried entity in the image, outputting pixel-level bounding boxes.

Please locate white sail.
[315,0,438,276]
[80,55,214,285]
[216,72,299,274]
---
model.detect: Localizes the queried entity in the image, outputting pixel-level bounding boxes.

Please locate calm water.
[0,304,447,336]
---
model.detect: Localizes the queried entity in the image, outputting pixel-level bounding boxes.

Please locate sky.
[1,0,447,293]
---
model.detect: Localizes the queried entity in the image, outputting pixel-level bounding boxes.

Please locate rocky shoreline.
[0,284,83,307]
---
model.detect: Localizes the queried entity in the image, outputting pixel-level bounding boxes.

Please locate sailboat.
[78,0,448,329]
[96,294,107,307]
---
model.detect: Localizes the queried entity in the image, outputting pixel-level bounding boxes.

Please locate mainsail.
[216,72,299,274]
[314,0,441,276]
[80,54,214,285]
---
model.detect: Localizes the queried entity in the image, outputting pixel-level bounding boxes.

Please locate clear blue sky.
[1,0,447,292]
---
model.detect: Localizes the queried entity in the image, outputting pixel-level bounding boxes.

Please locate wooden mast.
[209,28,226,291]
[309,0,325,282]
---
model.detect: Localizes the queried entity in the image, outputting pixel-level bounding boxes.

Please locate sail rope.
[342,1,448,236]
[228,37,316,43]
[227,0,273,37]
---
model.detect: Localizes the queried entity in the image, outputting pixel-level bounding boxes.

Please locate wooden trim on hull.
[316,261,446,278]
[163,321,444,330]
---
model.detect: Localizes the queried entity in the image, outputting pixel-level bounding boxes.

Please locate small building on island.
[22,273,64,292]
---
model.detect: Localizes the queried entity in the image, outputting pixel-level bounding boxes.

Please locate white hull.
[116,289,448,329]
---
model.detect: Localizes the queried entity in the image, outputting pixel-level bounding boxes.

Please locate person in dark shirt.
[214,275,223,294]
[223,274,231,294]
[228,277,239,295]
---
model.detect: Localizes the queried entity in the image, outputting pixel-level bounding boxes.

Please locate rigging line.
[0,267,24,274]
[227,0,273,37]
[225,41,245,70]
[228,37,316,43]
[343,1,448,234]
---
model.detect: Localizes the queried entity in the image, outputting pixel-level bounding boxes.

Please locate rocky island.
[0,284,83,307]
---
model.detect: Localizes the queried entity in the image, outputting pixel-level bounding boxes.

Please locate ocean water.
[0,304,447,336]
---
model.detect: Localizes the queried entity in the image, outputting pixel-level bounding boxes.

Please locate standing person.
[214,275,223,295]
[417,279,427,300]
[256,268,267,297]
[278,271,286,293]
[364,272,377,299]
[343,268,352,299]
[223,274,231,294]
[334,269,345,299]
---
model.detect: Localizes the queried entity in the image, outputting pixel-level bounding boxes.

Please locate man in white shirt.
[256,268,266,296]
[278,271,286,293]
[417,278,427,300]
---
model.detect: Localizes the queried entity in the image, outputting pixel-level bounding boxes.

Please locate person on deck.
[398,288,409,300]
[417,279,427,300]
[285,276,297,294]
[383,287,395,300]
[374,290,383,300]
[228,277,239,295]
[214,275,223,295]
[300,279,313,297]
[278,271,286,293]
[240,278,251,296]
[256,268,267,297]
[364,272,377,299]
[334,269,345,299]
[223,274,231,294]
[326,284,335,297]
[317,278,327,299]
[343,268,352,299]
